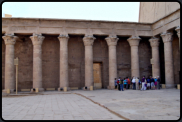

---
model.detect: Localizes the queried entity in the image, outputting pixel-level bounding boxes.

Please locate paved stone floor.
[2,93,122,120]
[2,88,180,120]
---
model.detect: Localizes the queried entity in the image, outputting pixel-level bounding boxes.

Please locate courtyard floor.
[2,88,180,120]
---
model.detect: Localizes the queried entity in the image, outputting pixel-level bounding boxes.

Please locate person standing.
[150,76,155,90]
[114,78,117,90]
[132,77,136,90]
[135,77,139,90]
[127,77,131,89]
[154,77,157,90]
[141,76,146,91]
[138,77,141,90]
[147,76,151,90]
[126,78,128,89]
[123,78,127,90]
[157,76,161,90]
[118,77,121,91]
[120,78,124,91]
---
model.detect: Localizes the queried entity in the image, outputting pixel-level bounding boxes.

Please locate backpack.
[117,80,119,84]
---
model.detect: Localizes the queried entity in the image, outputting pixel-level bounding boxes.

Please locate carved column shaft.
[30,34,45,91]
[149,37,160,78]
[83,35,95,89]
[105,36,119,89]
[58,35,69,88]
[2,34,17,92]
[175,26,180,49]
[127,36,141,78]
[161,32,174,88]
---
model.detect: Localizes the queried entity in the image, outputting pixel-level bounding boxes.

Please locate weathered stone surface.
[149,37,160,78]
[58,34,69,89]
[127,36,141,78]
[105,36,119,89]
[30,34,45,91]
[2,34,18,93]
[83,35,96,89]
[161,32,174,88]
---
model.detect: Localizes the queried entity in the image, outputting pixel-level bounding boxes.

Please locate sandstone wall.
[172,32,180,84]
[14,35,33,90]
[139,2,180,23]
[42,35,60,89]
[2,41,5,89]
[139,37,152,79]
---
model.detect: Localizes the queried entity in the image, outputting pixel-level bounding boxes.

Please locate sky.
[2,2,140,22]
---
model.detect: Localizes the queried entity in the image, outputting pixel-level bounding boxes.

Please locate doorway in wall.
[93,63,102,89]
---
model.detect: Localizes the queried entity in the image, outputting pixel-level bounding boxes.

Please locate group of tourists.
[114,76,161,91]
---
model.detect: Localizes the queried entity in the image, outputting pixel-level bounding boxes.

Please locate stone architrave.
[57,34,69,91]
[83,35,96,90]
[30,34,45,92]
[2,34,18,93]
[105,36,119,89]
[149,37,160,78]
[160,32,174,88]
[175,26,180,49]
[127,36,141,78]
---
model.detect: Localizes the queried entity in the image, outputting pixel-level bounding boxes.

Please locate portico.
[2,10,180,92]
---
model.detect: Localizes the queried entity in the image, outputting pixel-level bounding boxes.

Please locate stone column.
[30,34,45,92]
[149,37,160,78]
[161,32,174,88]
[105,36,119,89]
[175,26,180,50]
[2,34,18,93]
[127,36,141,78]
[57,35,69,91]
[83,35,96,90]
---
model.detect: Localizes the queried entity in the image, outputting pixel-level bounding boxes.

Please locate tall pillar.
[30,34,45,92]
[160,32,174,88]
[149,37,160,78]
[57,35,69,91]
[105,36,119,89]
[127,36,141,78]
[2,34,18,93]
[83,35,96,90]
[175,26,180,49]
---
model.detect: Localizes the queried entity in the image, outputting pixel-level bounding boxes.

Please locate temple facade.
[2,2,180,92]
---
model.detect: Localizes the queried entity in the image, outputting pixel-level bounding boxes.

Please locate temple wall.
[139,2,180,23]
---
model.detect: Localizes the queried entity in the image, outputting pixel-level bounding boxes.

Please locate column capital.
[58,34,69,41]
[83,35,96,46]
[30,34,45,45]
[127,36,141,46]
[149,37,160,47]
[2,34,18,45]
[160,32,173,43]
[175,26,180,38]
[105,36,119,46]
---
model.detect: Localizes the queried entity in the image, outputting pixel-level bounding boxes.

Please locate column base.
[58,87,70,91]
[107,86,115,90]
[31,88,44,93]
[165,84,175,89]
[2,89,15,94]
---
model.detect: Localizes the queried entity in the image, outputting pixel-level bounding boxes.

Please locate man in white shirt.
[132,77,136,90]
